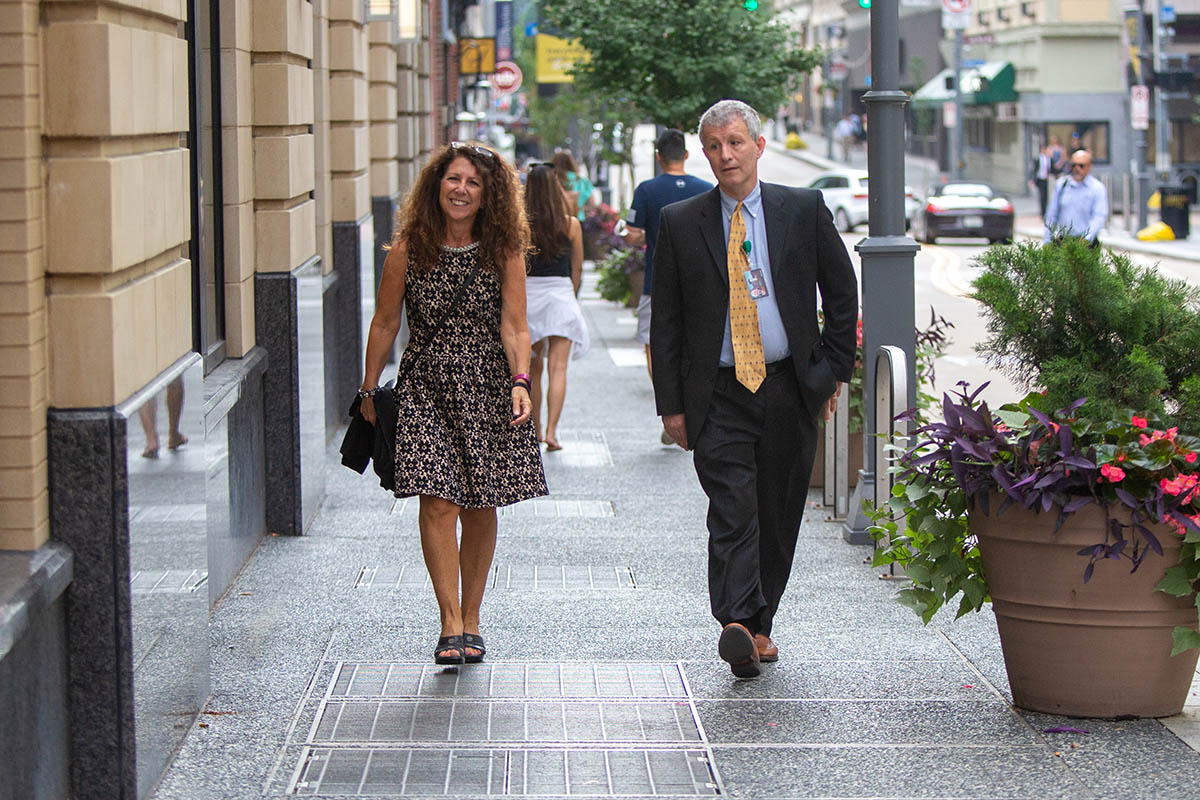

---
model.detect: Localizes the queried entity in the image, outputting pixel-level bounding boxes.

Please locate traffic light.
[743,0,758,9]
[858,0,871,7]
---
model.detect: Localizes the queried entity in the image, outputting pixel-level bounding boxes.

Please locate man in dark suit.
[650,99,859,678]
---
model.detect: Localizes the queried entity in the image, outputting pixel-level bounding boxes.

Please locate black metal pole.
[844,0,918,544]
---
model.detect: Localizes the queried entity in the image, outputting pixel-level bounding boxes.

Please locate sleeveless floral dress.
[392,242,547,507]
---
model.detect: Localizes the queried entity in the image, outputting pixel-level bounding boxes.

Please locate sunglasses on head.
[528,161,555,171]
[450,141,496,160]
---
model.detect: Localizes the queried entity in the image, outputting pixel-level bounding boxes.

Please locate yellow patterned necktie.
[726,201,766,392]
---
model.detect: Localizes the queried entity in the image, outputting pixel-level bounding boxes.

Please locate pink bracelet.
[512,373,531,384]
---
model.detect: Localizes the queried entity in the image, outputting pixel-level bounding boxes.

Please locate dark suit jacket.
[339,382,398,492]
[649,183,859,446]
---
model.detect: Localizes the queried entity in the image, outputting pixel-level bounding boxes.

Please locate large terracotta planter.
[971,498,1200,718]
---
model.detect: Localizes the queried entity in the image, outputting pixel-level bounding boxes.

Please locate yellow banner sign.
[536,34,588,84]
[459,37,496,75]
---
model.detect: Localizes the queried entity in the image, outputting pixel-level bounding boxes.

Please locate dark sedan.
[914,181,1014,245]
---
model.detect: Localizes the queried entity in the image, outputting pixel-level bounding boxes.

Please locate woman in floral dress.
[358,142,547,665]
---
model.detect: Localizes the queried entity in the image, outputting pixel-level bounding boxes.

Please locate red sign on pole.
[944,0,970,11]
[492,61,522,95]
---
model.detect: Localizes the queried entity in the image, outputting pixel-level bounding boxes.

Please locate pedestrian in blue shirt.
[624,128,712,444]
[1043,149,1107,247]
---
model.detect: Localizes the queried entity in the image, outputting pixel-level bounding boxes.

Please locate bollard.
[874,345,909,576]
[822,407,836,508]
[835,388,850,520]
[821,387,851,518]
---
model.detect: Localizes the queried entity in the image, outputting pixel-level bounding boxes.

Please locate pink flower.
[1140,434,1152,446]
[1131,415,1148,429]
[1100,464,1126,483]
[1116,452,1127,462]
[1187,452,1198,464]
[1161,475,1196,496]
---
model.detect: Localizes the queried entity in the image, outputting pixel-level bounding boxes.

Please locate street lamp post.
[844,0,918,544]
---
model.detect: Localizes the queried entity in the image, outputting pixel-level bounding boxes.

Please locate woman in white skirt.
[523,163,589,451]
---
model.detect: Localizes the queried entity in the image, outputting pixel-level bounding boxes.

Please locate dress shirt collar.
[719,181,763,221]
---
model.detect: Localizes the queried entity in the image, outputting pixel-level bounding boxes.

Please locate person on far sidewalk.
[1043,149,1107,248]
[1029,143,1053,218]
[523,162,589,452]
[624,128,713,445]
[651,100,858,679]
[833,113,857,163]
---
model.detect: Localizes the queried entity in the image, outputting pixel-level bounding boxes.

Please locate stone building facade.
[0,1,470,797]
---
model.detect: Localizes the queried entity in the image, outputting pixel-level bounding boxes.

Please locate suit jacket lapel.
[697,188,729,287]
[762,183,794,296]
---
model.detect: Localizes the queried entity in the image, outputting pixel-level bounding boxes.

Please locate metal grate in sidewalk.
[307,699,702,744]
[330,663,685,699]
[290,746,718,796]
[280,662,722,796]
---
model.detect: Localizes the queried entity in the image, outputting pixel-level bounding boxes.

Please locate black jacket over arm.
[649,183,859,447]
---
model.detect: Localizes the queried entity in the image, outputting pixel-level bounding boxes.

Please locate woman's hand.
[511,385,532,426]
[360,393,377,424]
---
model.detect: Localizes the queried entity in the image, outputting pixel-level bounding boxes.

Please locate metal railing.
[873,345,909,576]
[822,387,850,519]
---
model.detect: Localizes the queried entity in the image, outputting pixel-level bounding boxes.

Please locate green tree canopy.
[540,0,821,131]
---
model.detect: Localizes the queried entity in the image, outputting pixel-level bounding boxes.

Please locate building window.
[187,0,225,371]
[1044,121,1109,163]
[966,116,993,152]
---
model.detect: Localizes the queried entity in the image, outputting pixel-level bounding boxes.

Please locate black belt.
[717,356,792,376]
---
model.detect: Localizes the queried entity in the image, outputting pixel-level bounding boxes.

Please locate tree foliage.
[540,0,821,131]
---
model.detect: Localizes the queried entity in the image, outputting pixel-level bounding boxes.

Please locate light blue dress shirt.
[718,183,791,367]
[1043,174,1108,243]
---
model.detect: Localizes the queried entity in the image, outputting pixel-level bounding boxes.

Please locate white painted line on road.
[928,247,976,300]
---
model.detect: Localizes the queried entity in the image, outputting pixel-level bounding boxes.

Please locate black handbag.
[340,256,485,491]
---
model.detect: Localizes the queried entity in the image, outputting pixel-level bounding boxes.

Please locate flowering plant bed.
[873,385,1200,652]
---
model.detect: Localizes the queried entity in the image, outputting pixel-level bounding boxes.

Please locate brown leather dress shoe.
[718,622,761,678]
[754,634,779,662]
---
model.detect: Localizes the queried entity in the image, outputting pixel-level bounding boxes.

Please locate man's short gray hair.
[698,100,762,140]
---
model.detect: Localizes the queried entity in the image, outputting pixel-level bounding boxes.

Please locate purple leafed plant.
[872,382,1200,651]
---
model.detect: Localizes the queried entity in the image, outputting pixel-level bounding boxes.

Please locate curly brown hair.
[524,163,572,265]
[392,142,530,275]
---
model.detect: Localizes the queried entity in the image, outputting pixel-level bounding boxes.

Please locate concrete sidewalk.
[770,130,1200,264]
[149,269,1200,799]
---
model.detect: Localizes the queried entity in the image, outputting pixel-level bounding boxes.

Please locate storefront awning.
[911,61,1017,107]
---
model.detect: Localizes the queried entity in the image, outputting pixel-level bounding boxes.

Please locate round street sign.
[944,0,969,11]
[492,61,522,95]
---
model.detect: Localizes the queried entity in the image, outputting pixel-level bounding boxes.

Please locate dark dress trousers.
[650,183,859,636]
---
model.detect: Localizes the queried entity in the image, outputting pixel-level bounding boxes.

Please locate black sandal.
[463,633,486,664]
[434,635,465,665]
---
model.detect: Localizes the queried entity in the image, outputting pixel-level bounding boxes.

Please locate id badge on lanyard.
[741,240,768,300]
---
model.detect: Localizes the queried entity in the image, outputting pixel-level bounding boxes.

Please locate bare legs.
[530,340,546,442]
[137,377,188,458]
[530,336,571,450]
[418,495,498,660]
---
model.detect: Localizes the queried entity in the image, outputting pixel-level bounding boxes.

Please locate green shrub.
[971,239,1200,432]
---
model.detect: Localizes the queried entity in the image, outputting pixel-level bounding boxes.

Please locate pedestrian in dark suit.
[650,99,859,678]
